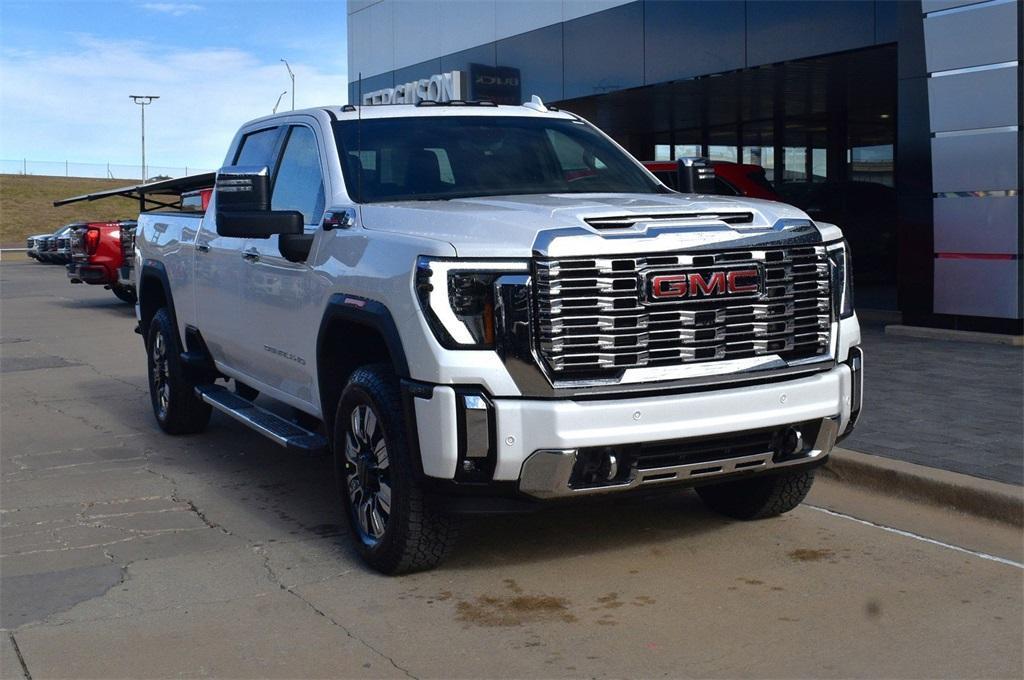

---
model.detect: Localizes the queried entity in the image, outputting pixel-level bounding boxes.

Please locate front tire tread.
[335,364,458,574]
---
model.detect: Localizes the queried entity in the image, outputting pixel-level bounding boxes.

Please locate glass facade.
[562,2,644,100]
[349,0,1022,330]
[494,24,563,103]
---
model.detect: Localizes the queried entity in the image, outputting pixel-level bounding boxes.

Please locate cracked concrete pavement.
[1,259,1022,678]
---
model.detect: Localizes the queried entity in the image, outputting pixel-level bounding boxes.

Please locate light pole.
[129,95,159,182]
[273,90,288,114]
[280,59,295,110]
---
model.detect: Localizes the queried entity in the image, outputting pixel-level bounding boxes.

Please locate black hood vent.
[585,212,755,230]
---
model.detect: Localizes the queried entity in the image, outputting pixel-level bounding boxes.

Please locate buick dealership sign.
[362,71,466,105]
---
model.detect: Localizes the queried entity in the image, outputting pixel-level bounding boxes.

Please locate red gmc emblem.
[647,268,761,301]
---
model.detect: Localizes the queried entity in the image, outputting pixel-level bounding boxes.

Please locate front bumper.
[519,417,837,499]
[412,358,860,498]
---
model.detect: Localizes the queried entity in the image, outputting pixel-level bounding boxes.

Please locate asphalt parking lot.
[2,258,1022,679]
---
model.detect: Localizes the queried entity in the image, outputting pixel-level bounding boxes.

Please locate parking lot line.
[808,505,1023,569]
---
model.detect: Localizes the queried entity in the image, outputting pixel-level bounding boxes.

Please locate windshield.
[334,115,664,202]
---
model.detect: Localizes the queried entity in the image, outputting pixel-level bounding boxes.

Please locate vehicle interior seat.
[405,148,446,194]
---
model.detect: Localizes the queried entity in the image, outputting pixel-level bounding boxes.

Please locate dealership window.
[652,142,701,161]
[742,119,775,181]
[743,147,775,181]
[784,147,807,182]
[849,144,894,187]
[708,146,738,163]
[673,144,701,159]
[811,148,827,182]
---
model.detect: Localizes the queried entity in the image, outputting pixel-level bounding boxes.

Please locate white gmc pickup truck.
[134,99,862,574]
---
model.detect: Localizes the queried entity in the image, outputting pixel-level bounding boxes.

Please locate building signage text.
[361,71,466,105]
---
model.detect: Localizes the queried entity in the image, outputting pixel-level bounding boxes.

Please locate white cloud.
[141,3,204,17]
[0,35,347,170]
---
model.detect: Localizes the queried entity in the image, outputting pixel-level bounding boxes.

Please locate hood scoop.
[584,212,755,230]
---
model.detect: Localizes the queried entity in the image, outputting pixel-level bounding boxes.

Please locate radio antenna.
[356,72,363,204]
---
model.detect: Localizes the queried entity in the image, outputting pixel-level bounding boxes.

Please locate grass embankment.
[0,175,141,246]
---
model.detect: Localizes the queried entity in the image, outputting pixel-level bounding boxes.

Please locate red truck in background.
[67,220,138,303]
[643,160,780,201]
[56,178,215,305]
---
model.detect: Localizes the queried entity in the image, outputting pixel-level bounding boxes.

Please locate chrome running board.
[195,384,327,455]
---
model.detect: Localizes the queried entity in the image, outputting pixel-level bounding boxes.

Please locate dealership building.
[347,0,1022,334]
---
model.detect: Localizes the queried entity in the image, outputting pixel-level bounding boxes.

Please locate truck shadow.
[75,379,731,572]
[53,297,134,313]
[194,412,730,572]
[450,491,728,571]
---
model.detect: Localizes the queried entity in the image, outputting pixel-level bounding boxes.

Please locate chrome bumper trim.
[518,417,839,500]
[838,346,863,441]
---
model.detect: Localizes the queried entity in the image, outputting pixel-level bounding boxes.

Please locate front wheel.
[146,308,211,435]
[334,365,458,574]
[696,468,815,520]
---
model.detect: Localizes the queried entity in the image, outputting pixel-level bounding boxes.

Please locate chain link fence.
[1,159,215,180]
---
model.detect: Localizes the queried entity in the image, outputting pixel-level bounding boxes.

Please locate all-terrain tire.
[146,308,212,435]
[334,364,458,575]
[112,285,136,304]
[696,468,815,520]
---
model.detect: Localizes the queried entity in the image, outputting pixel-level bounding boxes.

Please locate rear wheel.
[334,365,458,574]
[112,285,136,304]
[146,308,211,435]
[696,468,815,520]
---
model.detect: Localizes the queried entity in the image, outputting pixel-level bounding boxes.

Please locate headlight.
[416,257,529,349]
[828,242,855,320]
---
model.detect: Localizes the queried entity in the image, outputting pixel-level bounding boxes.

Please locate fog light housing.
[569,447,633,488]
[454,391,496,482]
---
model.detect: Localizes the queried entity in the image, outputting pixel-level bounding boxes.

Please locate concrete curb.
[824,447,1024,527]
[885,324,1024,346]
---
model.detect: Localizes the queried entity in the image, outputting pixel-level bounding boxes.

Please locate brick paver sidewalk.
[843,324,1023,485]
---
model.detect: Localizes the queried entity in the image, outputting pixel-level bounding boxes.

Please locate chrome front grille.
[534,245,832,374]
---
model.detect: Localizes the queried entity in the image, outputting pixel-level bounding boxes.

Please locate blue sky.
[0,0,348,169]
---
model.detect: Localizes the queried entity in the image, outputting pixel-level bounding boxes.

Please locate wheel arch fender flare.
[138,259,178,342]
[316,294,411,420]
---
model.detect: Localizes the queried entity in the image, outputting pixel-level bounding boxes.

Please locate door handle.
[242,248,260,263]
[195,243,210,253]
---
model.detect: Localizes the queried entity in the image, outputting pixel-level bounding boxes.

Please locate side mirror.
[215,166,303,239]
[676,157,716,195]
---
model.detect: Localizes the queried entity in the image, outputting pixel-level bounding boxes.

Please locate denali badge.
[646,267,761,302]
[264,345,306,365]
